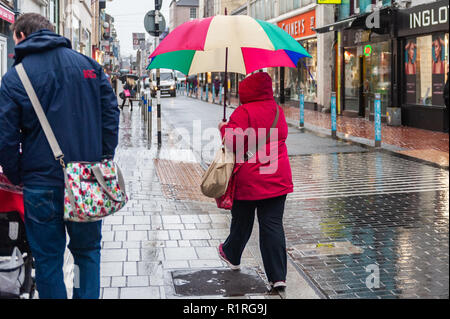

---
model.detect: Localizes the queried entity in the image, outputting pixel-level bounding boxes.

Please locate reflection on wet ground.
[288,193,448,299]
[116,101,449,299]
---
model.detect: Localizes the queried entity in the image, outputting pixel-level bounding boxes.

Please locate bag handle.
[92,164,127,202]
[15,63,64,164]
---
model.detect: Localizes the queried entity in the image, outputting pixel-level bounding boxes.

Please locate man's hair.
[10,13,55,38]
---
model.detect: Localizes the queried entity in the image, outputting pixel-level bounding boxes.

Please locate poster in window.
[405,39,416,104]
[432,34,446,105]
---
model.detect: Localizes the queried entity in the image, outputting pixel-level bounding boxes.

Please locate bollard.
[331,92,337,139]
[148,97,152,148]
[141,94,145,118]
[205,85,209,102]
[157,90,161,148]
[299,89,305,129]
[374,93,381,148]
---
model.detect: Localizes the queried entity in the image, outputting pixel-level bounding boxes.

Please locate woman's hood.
[239,72,274,104]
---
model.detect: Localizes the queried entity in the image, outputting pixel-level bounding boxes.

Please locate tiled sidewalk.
[202,93,449,168]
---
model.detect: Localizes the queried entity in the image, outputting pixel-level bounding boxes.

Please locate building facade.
[316,0,448,132]
[0,0,14,79]
[0,0,120,78]
[169,0,199,31]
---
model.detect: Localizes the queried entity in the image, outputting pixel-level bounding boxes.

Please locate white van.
[150,69,176,97]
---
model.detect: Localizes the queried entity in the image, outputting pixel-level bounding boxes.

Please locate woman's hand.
[218,121,228,130]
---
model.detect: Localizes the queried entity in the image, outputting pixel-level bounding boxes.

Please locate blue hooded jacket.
[0,30,119,186]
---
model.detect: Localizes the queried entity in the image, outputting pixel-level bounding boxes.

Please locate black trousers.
[222,194,287,283]
[121,97,133,108]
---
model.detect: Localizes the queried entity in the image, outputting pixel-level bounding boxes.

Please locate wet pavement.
[160,94,449,299]
[62,91,448,299]
[93,91,315,299]
[224,95,449,168]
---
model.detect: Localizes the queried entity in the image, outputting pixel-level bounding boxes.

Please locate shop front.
[0,2,14,80]
[274,8,318,109]
[397,0,449,132]
[342,29,392,120]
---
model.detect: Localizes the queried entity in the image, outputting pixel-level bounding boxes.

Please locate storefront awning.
[313,17,356,34]
[314,7,396,35]
[351,7,396,34]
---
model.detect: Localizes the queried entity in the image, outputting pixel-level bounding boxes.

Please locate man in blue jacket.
[0,13,120,299]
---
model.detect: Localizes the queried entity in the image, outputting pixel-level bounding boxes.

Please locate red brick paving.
[225,96,449,167]
[154,159,214,203]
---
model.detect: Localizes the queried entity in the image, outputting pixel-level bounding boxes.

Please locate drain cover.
[171,268,268,297]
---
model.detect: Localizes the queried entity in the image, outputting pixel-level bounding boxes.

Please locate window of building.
[72,16,80,52]
[284,38,317,102]
[48,0,59,32]
[404,33,449,106]
[190,7,197,19]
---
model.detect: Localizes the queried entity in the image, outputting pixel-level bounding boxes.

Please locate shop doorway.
[358,55,365,117]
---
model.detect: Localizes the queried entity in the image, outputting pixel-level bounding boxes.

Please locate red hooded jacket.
[220,72,293,201]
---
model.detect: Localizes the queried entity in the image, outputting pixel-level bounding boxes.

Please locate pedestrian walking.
[217,72,293,293]
[213,76,220,98]
[193,76,198,96]
[0,13,120,299]
[120,78,135,111]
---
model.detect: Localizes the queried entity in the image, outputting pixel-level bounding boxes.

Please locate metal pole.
[148,95,153,148]
[223,48,228,122]
[155,3,162,148]
[331,92,337,139]
[374,93,381,148]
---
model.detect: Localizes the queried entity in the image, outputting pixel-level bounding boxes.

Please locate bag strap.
[15,63,65,164]
[244,105,279,161]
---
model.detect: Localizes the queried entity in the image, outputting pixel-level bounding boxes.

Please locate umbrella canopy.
[148,15,311,75]
[119,74,139,82]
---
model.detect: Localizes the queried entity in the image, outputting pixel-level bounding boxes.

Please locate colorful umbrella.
[148,15,311,120]
[148,15,311,75]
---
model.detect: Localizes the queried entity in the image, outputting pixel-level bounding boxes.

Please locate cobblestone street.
[87,95,449,299]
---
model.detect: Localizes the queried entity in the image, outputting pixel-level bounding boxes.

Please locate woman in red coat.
[217,72,293,292]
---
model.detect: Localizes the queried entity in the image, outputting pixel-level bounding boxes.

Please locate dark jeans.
[23,186,102,299]
[222,194,287,283]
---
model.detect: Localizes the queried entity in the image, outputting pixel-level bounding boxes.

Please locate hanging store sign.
[0,4,14,24]
[277,9,316,40]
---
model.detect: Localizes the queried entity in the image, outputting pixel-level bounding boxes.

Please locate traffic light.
[155,0,162,10]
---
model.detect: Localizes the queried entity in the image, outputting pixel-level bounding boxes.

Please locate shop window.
[338,0,351,21]
[284,38,317,103]
[365,41,391,115]
[404,33,449,106]
[344,48,360,112]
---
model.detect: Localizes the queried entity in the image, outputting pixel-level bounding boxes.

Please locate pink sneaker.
[218,244,240,271]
